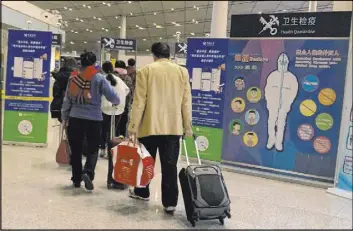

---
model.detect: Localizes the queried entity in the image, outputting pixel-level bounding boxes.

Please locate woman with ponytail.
[99,61,130,158]
[61,52,120,191]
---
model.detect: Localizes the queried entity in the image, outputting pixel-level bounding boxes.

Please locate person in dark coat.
[50,57,78,122]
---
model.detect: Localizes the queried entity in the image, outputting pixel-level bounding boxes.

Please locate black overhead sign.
[230,11,352,38]
[52,33,62,46]
[101,37,136,51]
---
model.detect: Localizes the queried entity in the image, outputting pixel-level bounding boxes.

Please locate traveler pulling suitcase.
[179,135,231,227]
[107,106,127,190]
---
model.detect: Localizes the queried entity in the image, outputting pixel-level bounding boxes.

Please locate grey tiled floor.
[2,120,352,229]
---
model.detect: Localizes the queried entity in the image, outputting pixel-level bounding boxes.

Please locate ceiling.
[30,1,334,53]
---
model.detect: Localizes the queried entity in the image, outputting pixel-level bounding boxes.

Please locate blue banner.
[187,38,228,129]
[222,38,349,178]
[184,38,228,162]
[3,29,52,144]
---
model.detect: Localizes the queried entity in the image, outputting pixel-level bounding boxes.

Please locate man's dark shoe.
[82,174,94,191]
[73,182,81,188]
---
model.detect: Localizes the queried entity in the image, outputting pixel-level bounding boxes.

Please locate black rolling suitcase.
[179,135,231,227]
[107,108,127,190]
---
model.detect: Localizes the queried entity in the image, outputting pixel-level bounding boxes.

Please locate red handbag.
[111,141,154,187]
[56,126,71,165]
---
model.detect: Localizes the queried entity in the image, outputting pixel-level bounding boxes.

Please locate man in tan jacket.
[128,42,192,214]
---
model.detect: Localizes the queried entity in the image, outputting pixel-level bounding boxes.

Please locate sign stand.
[100,37,137,67]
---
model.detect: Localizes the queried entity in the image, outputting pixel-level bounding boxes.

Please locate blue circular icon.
[245,109,260,126]
[302,75,319,92]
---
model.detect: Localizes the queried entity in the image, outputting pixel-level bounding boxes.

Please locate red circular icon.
[313,136,331,154]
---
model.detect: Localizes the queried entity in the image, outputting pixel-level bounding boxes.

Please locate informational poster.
[3,29,52,145]
[185,38,228,162]
[222,12,352,179]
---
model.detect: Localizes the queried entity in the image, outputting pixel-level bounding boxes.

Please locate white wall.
[2,1,62,28]
[1,1,65,42]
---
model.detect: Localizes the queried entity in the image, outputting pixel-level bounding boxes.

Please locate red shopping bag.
[111,141,154,187]
[56,127,71,165]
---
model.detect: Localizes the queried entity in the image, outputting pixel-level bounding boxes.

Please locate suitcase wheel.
[219,217,224,225]
[190,220,196,227]
[226,211,231,219]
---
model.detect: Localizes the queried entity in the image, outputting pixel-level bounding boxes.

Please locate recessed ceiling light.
[86,29,89,31]
[192,19,195,22]
[258,11,262,14]
[196,7,199,10]
[136,25,139,27]
[69,8,72,11]
[105,29,109,32]
[90,30,93,32]
[146,49,149,51]
[64,7,68,10]
[71,30,74,32]
[102,27,105,30]
[195,21,198,24]
[75,31,78,34]
[98,41,101,43]
[98,17,102,20]
[102,2,106,5]
[175,23,181,26]
[76,18,79,21]
[93,16,97,19]
[70,41,74,44]
[83,4,86,7]
[153,22,156,26]
[190,32,195,35]
[143,38,146,41]
[107,3,111,7]
[159,37,162,40]
[87,6,91,9]
[156,25,163,28]
[128,1,132,3]
[118,26,121,29]
[130,12,133,15]
[84,41,87,44]
[80,19,84,22]
[115,16,119,19]
[154,12,157,15]
[139,27,145,30]
[193,5,196,8]
[172,22,176,24]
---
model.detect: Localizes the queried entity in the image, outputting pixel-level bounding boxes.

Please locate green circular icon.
[315,113,333,131]
[229,119,243,136]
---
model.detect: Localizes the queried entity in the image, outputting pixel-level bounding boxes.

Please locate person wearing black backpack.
[50,57,78,122]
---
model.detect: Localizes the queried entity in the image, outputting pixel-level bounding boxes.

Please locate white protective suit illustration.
[264,53,298,151]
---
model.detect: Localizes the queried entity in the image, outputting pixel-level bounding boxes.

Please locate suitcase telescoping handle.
[110,105,118,140]
[182,134,201,166]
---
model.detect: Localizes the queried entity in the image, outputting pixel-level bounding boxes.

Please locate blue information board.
[3,29,52,144]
